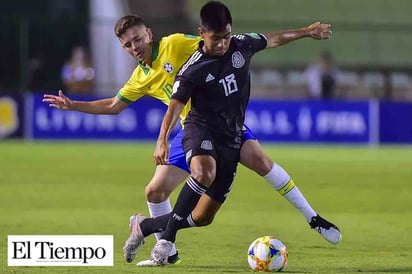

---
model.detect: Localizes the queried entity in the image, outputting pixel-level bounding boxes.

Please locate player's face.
[199,24,232,56]
[119,25,153,63]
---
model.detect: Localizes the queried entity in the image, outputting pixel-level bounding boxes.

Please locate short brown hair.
[114,15,146,38]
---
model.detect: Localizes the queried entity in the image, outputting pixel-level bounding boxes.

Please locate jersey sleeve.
[116,67,145,104]
[165,33,202,57]
[171,75,195,105]
[243,32,268,54]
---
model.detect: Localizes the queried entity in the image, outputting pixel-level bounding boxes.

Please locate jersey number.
[162,83,173,99]
[219,73,238,96]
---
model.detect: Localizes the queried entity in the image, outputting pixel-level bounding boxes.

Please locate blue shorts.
[168,124,257,173]
[168,129,189,172]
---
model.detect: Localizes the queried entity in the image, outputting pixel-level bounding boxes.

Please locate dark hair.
[114,15,146,38]
[200,1,232,32]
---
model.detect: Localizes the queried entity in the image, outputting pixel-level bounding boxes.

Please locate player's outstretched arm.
[42,90,128,115]
[154,99,184,166]
[264,22,332,48]
[43,90,74,110]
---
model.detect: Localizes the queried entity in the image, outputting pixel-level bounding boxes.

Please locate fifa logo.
[172,213,184,221]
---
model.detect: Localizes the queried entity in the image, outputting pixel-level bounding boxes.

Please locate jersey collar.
[138,41,160,75]
[151,41,160,61]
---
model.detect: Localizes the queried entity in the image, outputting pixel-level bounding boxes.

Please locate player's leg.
[158,124,219,243]
[150,142,239,264]
[137,168,233,241]
[127,193,224,266]
[190,193,222,226]
[134,192,223,266]
[145,165,188,203]
[145,128,189,220]
[139,193,222,236]
[150,125,223,264]
[123,164,187,264]
[134,159,231,266]
[148,154,215,265]
[142,128,190,265]
[145,164,188,260]
[239,138,317,219]
[134,128,215,266]
[133,150,237,265]
[146,128,190,202]
[125,130,189,264]
[159,154,216,242]
[239,126,341,244]
[136,194,222,246]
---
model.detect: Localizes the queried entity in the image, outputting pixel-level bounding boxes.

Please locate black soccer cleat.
[309,215,342,244]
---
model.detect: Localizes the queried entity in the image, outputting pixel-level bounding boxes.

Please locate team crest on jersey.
[200,140,213,150]
[163,62,174,73]
[232,51,245,68]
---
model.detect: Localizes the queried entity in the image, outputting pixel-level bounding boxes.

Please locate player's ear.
[198,27,205,38]
[146,28,153,41]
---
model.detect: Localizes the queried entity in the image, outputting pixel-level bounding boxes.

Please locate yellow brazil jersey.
[116,33,201,124]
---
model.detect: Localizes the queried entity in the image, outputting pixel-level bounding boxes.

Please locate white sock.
[147,199,177,256]
[263,163,317,223]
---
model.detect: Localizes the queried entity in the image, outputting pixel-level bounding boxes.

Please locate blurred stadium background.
[1,0,412,99]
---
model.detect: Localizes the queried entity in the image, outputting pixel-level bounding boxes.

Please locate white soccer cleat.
[136,251,182,267]
[136,259,161,267]
[151,239,174,265]
[123,214,147,263]
[309,215,342,244]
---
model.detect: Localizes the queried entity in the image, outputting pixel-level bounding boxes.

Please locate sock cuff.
[264,163,291,190]
[277,179,296,196]
[187,176,207,195]
[147,199,172,218]
[187,214,197,227]
[147,199,171,208]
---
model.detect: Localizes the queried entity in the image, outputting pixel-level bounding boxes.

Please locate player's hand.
[307,22,332,40]
[42,90,74,110]
[153,141,169,165]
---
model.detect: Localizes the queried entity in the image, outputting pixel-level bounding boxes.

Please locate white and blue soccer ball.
[247,236,288,272]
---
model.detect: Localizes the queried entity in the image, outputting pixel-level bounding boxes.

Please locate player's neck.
[202,45,214,56]
[141,60,152,68]
[141,44,153,67]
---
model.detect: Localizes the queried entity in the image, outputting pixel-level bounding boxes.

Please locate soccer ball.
[247,236,288,272]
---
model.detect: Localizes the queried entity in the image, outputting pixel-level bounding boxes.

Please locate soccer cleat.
[136,252,182,267]
[309,215,342,244]
[167,252,182,265]
[151,239,174,265]
[136,259,161,267]
[123,214,147,263]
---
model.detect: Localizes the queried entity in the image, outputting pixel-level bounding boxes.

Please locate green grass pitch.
[1,141,412,273]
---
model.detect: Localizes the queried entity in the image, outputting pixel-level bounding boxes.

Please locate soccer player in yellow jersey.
[116,32,199,123]
[43,15,341,266]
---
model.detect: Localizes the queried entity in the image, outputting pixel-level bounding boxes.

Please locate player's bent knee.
[193,214,215,227]
[192,201,218,227]
[191,170,215,187]
[145,184,171,203]
[244,153,273,176]
[256,157,273,176]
